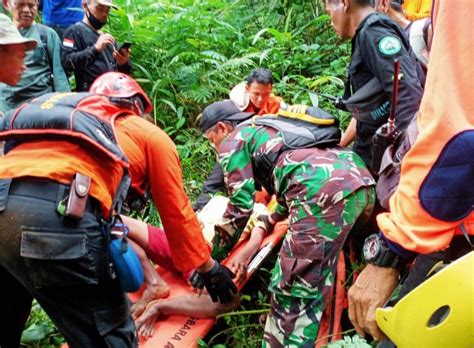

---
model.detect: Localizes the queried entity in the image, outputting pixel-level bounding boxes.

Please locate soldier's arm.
[360,27,423,131]
[211,137,255,261]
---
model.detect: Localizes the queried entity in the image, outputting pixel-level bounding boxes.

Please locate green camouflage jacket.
[211,124,375,260]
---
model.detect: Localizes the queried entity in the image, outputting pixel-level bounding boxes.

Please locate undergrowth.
[19,0,369,347]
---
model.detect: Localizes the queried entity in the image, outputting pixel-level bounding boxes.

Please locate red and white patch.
[63,38,74,48]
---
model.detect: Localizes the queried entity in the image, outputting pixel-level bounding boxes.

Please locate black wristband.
[199,261,220,279]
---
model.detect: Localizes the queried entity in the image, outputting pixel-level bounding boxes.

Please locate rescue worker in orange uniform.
[0,13,37,348]
[229,68,283,115]
[347,0,474,341]
[193,68,283,211]
[0,72,237,347]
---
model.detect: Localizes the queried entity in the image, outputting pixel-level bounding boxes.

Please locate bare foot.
[136,300,162,337]
[131,280,170,319]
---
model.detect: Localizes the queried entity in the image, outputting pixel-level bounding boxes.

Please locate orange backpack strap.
[315,249,347,347]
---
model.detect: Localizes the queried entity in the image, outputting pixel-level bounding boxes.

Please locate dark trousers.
[398,234,474,300]
[0,179,137,348]
[193,162,225,211]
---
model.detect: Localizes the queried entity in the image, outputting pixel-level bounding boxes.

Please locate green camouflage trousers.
[262,186,375,347]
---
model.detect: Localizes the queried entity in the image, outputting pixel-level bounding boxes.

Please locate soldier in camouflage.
[200,100,376,347]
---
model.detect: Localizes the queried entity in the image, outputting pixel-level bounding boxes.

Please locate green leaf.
[284,6,294,34]
[197,338,209,347]
[308,92,319,107]
[252,28,269,45]
[177,106,184,119]
[266,28,291,45]
[186,38,201,48]
[21,322,53,344]
[201,50,227,62]
[176,117,186,129]
[159,99,178,114]
[259,48,272,65]
[326,334,372,348]
[241,294,251,301]
[309,76,345,89]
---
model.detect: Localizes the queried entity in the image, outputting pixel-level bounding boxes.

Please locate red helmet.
[90,72,152,114]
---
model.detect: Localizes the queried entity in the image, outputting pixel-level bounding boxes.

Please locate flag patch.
[63,38,74,48]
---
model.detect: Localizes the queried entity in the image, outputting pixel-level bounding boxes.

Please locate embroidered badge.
[378,36,402,56]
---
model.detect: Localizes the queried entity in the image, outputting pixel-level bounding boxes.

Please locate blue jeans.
[0,179,137,348]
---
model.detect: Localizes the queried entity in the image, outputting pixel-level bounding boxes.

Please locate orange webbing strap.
[333,249,347,341]
[349,240,359,281]
[316,312,330,347]
[315,249,347,347]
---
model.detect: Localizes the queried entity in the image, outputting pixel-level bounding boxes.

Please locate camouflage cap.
[0,14,37,50]
[200,100,255,132]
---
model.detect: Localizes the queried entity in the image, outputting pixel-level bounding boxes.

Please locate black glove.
[200,261,237,304]
[189,269,205,290]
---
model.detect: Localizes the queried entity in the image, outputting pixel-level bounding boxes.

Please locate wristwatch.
[363,234,407,271]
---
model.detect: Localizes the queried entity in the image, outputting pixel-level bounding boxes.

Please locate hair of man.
[246,68,274,86]
[326,0,375,6]
[389,1,404,13]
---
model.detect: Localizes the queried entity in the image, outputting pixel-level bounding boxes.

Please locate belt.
[10,179,68,203]
[8,178,98,213]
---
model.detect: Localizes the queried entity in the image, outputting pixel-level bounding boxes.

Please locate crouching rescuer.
[198,101,376,347]
[0,73,236,347]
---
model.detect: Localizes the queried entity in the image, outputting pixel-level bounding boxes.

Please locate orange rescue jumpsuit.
[0,113,210,272]
[378,0,474,254]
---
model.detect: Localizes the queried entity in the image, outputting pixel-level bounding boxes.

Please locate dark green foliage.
[24,1,360,346]
[198,267,274,347]
[21,302,65,348]
[105,0,351,192]
[107,0,350,136]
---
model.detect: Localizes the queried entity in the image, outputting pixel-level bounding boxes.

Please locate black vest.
[343,13,415,126]
[0,92,131,218]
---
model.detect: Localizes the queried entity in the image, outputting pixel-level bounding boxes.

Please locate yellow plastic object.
[376,251,474,348]
[403,0,432,21]
[277,108,335,125]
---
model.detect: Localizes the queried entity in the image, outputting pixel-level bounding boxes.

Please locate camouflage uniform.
[212,124,375,346]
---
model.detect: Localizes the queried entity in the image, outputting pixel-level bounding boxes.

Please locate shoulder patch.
[63,38,74,48]
[378,36,402,56]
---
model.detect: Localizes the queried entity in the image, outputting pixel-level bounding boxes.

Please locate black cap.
[200,100,255,132]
